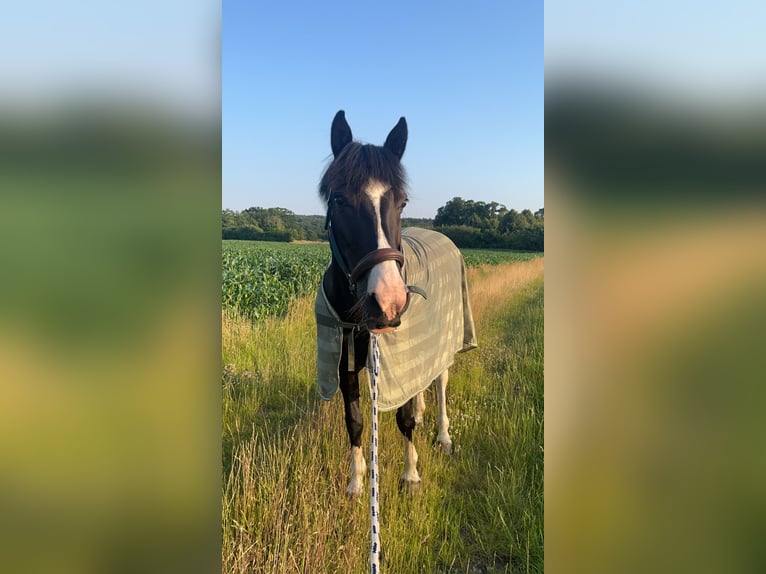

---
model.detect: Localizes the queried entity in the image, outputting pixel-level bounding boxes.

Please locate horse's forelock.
[319,142,408,204]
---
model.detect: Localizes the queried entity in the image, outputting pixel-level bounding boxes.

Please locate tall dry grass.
[467,259,545,326]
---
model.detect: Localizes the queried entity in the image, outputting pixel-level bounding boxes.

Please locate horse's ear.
[331,110,353,157]
[384,117,407,160]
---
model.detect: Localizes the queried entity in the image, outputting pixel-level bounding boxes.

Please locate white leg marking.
[435,370,452,454]
[413,391,425,426]
[401,436,421,485]
[364,180,407,320]
[347,445,366,497]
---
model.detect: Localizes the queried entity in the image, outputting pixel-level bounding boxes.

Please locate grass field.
[222,251,544,573]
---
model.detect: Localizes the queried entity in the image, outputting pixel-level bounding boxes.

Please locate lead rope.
[370,333,381,574]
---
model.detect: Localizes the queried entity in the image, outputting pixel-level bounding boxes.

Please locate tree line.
[432,197,543,250]
[223,197,544,251]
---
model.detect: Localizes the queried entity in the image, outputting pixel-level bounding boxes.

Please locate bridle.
[324,190,405,294]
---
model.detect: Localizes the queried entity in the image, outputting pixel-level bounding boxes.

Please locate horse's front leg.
[435,370,452,454]
[396,398,421,492]
[339,331,367,498]
[413,391,426,425]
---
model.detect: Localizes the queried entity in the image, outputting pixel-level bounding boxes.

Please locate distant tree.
[520,209,536,227]
[492,202,508,219]
[498,209,526,234]
[294,215,326,241]
[222,209,239,231]
[240,207,265,232]
[434,197,469,227]
[434,197,508,230]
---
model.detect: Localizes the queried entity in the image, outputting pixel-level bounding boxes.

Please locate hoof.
[437,440,453,454]
[399,478,421,494]
[346,491,362,502]
[346,485,363,500]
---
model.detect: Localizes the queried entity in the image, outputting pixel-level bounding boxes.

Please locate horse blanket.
[315,227,477,412]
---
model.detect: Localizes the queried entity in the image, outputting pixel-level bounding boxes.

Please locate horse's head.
[320,110,410,334]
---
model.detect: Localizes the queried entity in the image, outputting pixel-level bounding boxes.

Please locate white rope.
[370,333,381,574]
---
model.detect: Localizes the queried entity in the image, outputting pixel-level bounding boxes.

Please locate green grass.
[222,263,544,573]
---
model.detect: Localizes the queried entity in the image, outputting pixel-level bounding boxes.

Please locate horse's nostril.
[367,292,382,311]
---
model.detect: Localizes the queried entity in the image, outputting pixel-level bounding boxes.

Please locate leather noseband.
[349,248,404,284]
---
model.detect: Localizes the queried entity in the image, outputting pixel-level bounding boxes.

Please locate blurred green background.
[0,2,220,573]
[545,2,766,572]
[0,105,221,572]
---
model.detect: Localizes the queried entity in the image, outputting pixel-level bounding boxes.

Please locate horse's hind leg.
[435,370,452,454]
[396,399,421,492]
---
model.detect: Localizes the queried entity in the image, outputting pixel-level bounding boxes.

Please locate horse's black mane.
[319,142,408,205]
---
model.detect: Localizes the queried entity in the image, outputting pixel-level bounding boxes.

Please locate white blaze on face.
[364,180,407,322]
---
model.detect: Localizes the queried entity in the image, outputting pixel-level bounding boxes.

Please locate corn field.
[222,237,541,319]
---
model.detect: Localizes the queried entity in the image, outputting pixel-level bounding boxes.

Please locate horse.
[315,110,477,497]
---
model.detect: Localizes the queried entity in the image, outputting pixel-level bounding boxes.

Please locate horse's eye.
[333,195,347,207]
[399,199,408,210]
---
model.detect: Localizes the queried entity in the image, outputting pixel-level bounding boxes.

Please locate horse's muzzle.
[368,315,401,334]
[364,286,427,334]
[365,295,403,333]
[370,325,399,334]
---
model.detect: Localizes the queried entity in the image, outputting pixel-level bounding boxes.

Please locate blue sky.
[223,1,543,218]
[1,1,217,113]
[545,1,766,102]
